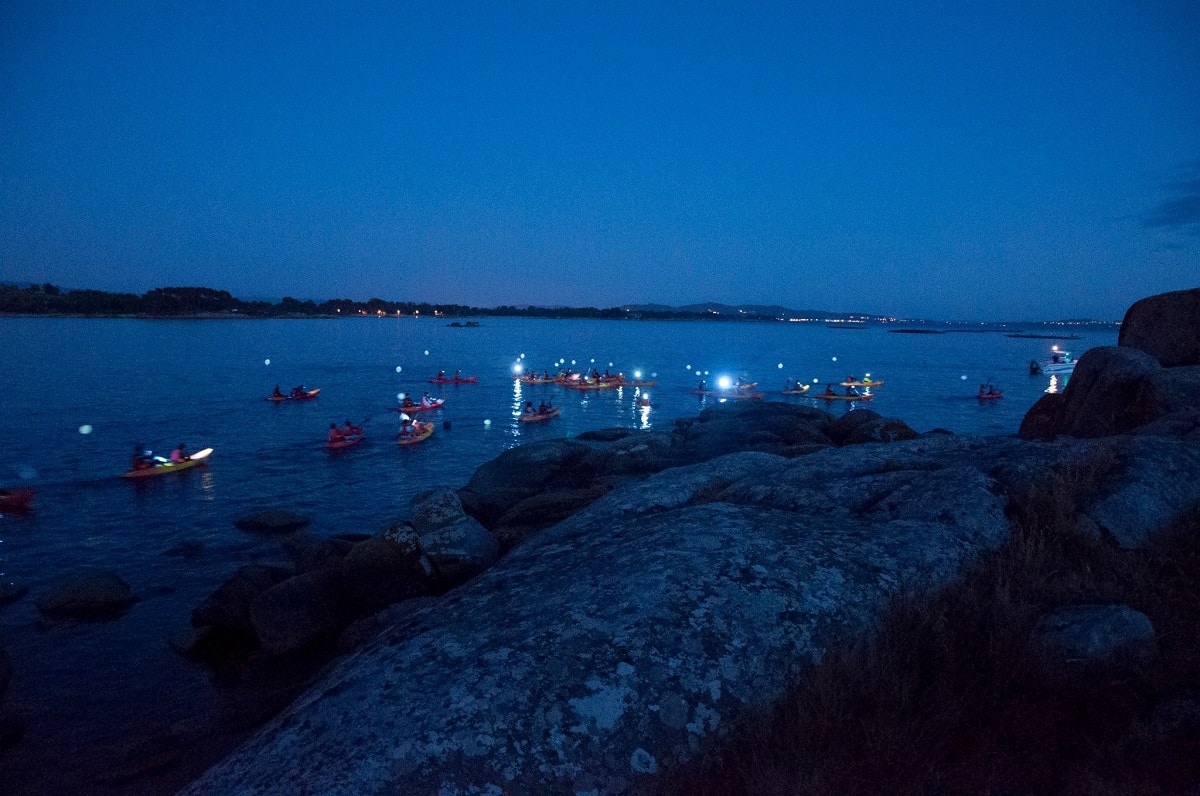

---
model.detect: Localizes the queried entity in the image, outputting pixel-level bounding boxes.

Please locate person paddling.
[131,444,153,471]
[169,443,189,463]
[342,420,362,436]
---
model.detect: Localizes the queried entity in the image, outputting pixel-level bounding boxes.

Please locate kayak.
[122,448,213,478]
[392,398,446,413]
[518,376,557,385]
[518,407,561,423]
[327,433,365,450]
[782,385,811,394]
[267,389,321,401]
[691,390,764,399]
[0,488,35,512]
[815,393,874,402]
[429,376,478,384]
[627,380,657,387]
[397,422,434,446]
[839,379,884,388]
[565,381,617,390]
[977,391,1004,401]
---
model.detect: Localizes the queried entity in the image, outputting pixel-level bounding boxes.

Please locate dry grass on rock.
[672,496,1200,795]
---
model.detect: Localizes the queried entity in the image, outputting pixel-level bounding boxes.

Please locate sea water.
[0,316,1112,790]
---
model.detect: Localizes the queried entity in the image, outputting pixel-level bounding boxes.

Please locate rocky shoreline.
[1,288,1197,793]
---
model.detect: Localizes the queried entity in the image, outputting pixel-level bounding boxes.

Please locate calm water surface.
[0,316,1112,790]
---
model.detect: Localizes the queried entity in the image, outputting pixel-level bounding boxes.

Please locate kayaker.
[845,386,860,397]
[342,420,362,436]
[328,423,344,443]
[523,401,535,415]
[272,385,284,398]
[783,379,791,392]
[436,370,446,380]
[399,418,416,439]
[825,384,836,396]
[401,395,416,409]
[291,385,305,398]
[453,370,461,380]
[697,379,707,391]
[170,443,188,463]
[131,444,153,471]
[420,392,434,407]
[537,400,550,414]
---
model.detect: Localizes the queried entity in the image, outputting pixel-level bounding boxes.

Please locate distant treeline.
[0,284,722,321]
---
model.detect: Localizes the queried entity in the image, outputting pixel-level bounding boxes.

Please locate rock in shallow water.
[36,569,137,621]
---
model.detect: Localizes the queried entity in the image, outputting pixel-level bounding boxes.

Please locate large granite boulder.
[410,488,500,586]
[338,526,435,612]
[1119,287,1200,367]
[458,439,593,527]
[668,402,834,463]
[183,440,1011,794]
[192,564,292,634]
[36,570,138,621]
[249,569,345,655]
[1020,347,1164,439]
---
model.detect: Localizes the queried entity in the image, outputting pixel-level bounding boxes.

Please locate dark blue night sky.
[2,2,1197,319]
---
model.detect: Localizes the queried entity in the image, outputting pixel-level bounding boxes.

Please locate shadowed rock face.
[182,441,1012,794]
[1119,288,1200,367]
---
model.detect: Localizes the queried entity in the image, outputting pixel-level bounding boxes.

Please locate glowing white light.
[395,366,402,373]
[608,362,613,367]
[634,370,642,379]
[704,370,709,376]
[685,364,691,370]
[264,358,271,366]
[961,375,968,380]
[590,358,595,363]
[695,370,701,376]
[397,392,406,400]
[717,376,733,390]
[651,372,657,377]
[520,352,525,359]
[812,378,819,383]
[78,424,93,435]
[832,356,838,362]
[513,363,523,374]
[777,363,783,369]
[865,373,871,378]
[484,419,492,426]
[571,359,576,365]
[423,350,429,356]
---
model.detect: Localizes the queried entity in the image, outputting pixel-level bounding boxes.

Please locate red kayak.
[327,433,365,450]
[518,407,560,423]
[267,388,321,402]
[429,376,478,384]
[391,398,446,413]
[977,391,1004,401]
[0,488,35,512]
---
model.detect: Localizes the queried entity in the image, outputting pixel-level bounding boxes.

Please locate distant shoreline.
[0,284,1120,327]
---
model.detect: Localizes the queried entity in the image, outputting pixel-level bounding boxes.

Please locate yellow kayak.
[122,448,213,478]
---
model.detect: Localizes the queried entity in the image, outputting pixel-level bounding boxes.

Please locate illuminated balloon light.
[264,359,271,366]
[961,375,968,380]
[685,364,691,370]
[513,363,524,374]
[79,424,93,435]
[832,356,838,362]
[717,376,732,390]
[395,366,403,373]
[695,370,702,376]
[704,370,709,376]
[651,372,657,377]
[423,350,429,356]
[634,370,642,379]
[608,362,613,367]
[590,358,595,363]
[484,419,492,426]
[571,359,576,365]
[777,363,783,369]
[520,353,525,359]
[397,392,406,400]
[812,378,819,383]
